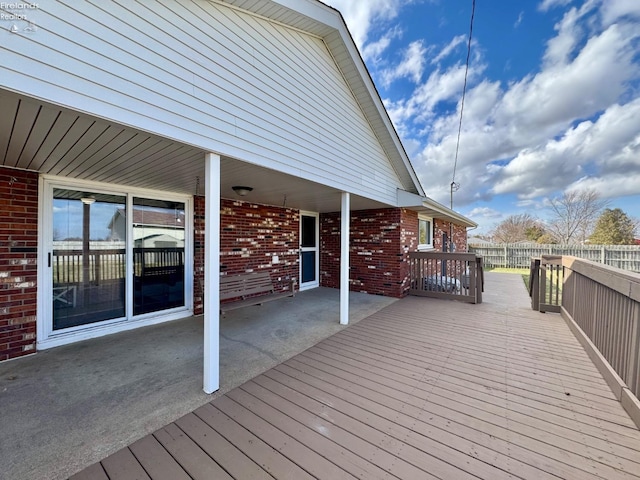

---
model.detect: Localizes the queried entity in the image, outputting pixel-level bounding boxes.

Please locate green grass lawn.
[484,266,563,305]
[483,267,530,289]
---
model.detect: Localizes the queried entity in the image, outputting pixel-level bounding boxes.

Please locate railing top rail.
[408,251,479,261]
[563,255,640,301]
[53,249,126,255]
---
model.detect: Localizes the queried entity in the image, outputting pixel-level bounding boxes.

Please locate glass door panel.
[132,198,185,315]
[52,189,126,330]
[300,213,319,289]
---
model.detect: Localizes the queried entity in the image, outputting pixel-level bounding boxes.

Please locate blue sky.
[325,0,640,234]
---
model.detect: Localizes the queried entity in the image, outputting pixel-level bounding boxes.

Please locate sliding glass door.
[52,189,126,330]
[132,198,185,315]
[44,179,191,339]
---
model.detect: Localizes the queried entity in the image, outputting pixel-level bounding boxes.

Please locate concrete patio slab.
[0,288,396,480]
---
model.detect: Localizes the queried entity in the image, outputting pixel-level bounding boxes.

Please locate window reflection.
[132,198,185,315]
[52,189,126,330]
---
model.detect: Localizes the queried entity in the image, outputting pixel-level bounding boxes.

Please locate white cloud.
[514,11,525,28]
[490,97,640,199]
[601,0,640,26]
[466,207,502,219]
[386,58,485,131]
[431,35,466,64]
[404,2,640,208]
[329,0,640,217]
[500,24,638,138]
[543,1,598,67]
[381,40,428,86]
[323,0,405,51]
[361,25,403,62]
[538,0,573,12]
[565,173,640,198]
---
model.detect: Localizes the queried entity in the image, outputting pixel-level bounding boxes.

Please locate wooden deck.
[70,273,640,480]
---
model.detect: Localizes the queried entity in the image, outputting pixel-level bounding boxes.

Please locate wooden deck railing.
[408,252,484,304]
[529,255,563,313]
[53,249,126,284]
[52,247,185,286]
[561,256,640,400]
[530,255,640,424]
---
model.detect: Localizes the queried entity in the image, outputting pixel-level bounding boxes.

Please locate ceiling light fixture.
[232,186,253,196]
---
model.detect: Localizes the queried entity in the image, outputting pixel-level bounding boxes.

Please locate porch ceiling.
[0,90,388,213]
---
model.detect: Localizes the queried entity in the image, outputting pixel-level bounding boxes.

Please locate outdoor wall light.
[80,196,96,205]
[232,186,253,196]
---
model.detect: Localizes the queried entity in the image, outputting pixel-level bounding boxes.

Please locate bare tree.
[491,213,543,243]
[546,189,608,244]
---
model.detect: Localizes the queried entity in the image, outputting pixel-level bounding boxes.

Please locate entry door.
[300,212,319,290]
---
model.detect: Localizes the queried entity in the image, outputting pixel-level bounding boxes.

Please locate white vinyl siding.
[1,0,403,205]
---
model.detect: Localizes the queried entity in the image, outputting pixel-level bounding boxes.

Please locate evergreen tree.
[589,208,636,245]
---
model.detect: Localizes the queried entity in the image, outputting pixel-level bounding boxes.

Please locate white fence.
[469,243,640,272]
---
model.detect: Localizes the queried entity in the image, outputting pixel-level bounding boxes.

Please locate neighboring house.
[108,208,186,246]
[0,0,476,392]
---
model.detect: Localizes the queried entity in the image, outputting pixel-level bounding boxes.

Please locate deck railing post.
[475,256,483,304]
[628,308,639,395]
[530,258,540,311]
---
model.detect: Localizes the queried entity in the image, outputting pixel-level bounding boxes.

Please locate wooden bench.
[220,272,295,313]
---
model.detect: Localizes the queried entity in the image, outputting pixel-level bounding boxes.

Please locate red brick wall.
[193,197,299,314]
[193,196,205,315]
[320,209,470,298]
[320,208,419,298]
[433,219,468,252]
[0,168,38,361]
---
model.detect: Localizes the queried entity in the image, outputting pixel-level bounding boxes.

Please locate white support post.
[340,192,350,325]
[203,153,221,394]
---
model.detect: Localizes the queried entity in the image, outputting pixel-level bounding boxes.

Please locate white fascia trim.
[397,189,425,207]
[397,189,477,228]
[267,0,343,29]
[423,197,478,228]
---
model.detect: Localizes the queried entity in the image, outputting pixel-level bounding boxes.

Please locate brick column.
[0,168,38,361]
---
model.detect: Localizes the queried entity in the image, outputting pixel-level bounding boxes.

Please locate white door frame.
[37,175,194,350]
[299,211,319,291]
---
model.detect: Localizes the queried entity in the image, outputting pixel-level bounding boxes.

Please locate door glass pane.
[301,251,316,283]
[301,215,316,247]
[52,189,126,330]
[133,198,185,315]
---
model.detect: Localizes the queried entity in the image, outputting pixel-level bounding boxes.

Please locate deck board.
[70,273,640,479]
[101,448,151,480]
[153,423,234,479]
[174,413,274,480]
[128,435,191,480]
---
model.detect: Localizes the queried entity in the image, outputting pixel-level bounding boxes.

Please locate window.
[418,215,433,249]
